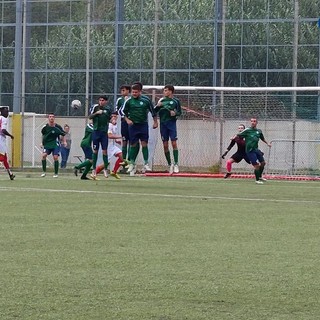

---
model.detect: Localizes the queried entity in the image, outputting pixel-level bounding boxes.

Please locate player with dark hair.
[238,118,271,184]
[89,95,113,179]
[116,85,131,163]
[154,85,181,174]
[222,124,250,179]
[0,107,15,180]
[133,81,152,104]
[40,113,66,178]
[132,81,143,91]
[119,83,158,175]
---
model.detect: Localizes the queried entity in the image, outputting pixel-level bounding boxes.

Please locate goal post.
[143,85,320,177]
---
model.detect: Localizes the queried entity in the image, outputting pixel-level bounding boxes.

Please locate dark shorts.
[82,146,93,160]
[231,152,251,164]
[121,119,130,142]
[128,122,149,145]
[92,130,108,151]
[160,120,177,142]
[247,149,265,166]
[43,146,60,156]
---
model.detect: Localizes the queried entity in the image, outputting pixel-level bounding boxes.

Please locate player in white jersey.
[95,112,124,179]
[0,107,15,180]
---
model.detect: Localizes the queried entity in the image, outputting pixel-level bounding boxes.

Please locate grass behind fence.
[0,174,320,320]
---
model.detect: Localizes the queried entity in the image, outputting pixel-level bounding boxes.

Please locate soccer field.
[1,174,320,320]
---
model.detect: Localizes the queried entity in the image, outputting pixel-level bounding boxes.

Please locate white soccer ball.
[71,99,81,109]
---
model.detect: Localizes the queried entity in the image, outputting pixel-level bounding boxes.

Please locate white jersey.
[0,115,8,154]
[107,122,121,160]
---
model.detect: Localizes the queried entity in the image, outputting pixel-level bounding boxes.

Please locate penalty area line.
[0,186,319,205]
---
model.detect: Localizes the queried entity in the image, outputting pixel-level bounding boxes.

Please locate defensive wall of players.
[5,113,320,175]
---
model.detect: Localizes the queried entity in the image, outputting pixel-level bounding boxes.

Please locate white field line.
[0,185,319,204]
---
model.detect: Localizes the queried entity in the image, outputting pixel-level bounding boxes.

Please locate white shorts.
[0,135,7,155]
[108,144,121,161]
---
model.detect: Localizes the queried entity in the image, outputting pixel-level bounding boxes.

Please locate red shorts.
[0,153,7,161]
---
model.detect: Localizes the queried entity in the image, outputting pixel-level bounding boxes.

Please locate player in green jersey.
[89,95,114,179]
[73,122,94,180]
[116,85,131,163]
[40,113,66,178]
[238,118,272,184]
[154,85,181,174]
[119,83,158,175]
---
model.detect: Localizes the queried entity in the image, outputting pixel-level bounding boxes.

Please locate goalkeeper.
[222,124,250,179]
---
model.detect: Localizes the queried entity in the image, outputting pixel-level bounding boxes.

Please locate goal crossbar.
[144,86,320,92]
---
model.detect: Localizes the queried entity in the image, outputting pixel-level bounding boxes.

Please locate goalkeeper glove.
[222,151,228,159]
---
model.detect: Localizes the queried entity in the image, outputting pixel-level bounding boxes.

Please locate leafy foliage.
[0,0,319,118]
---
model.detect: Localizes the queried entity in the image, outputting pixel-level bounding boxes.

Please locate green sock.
[92,153,97,169]
[142,146,149,164]
[103,154,109,169]
[82,162,92,177]
[122,145,128,160]
[42,159,46,172]
[54,160,59,174]
[165,151,171,165]
[76,160,91,169]
[254,169,260,181]
[127,145,131,161]
[173,149,179,164]
[129,145,140,164]
[259,164,265,176]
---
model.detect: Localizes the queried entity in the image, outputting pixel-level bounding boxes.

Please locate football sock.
[42,159,47,172]
[127,145,131,161]
[82,162,92,177]
[226,160,232,172]
[103,154,109,169]
[173,149,179,164]
[2,154,9,169]
[113,158,122,173]
[142,146,149,163]
[122,145,128,160]
[129,144,139,163]
[76,160,91,169]
[96,164,104,174]
[259,163,265,176]
[254,168,260,181]
[165,151,171,165]
[92,153,97,169]
[54,160,59,174]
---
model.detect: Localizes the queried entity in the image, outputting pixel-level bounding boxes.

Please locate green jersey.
[41,124,65,149]
[155,97,181,123]
[80,123,94,148]
[90,105,113,132]
[121,95,156,124]
[116,96,127,113]
[238,127,265,152]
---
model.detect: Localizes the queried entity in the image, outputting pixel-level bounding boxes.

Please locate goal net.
[143,85,320,178]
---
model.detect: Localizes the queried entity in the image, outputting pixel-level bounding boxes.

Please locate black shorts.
[231,152,251,164]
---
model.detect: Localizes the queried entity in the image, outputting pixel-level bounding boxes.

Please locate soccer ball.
[71,99,81,109]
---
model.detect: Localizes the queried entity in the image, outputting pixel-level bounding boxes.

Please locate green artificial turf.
[0,173,319,319]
